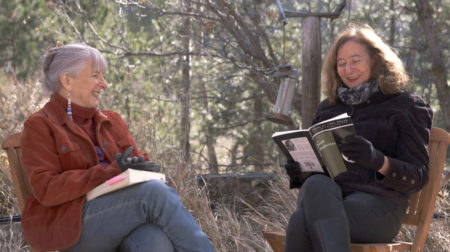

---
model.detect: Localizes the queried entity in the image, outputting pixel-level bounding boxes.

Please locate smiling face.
[336,40,372,89]
[59,59,107,108]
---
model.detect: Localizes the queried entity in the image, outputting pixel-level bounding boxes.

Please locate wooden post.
[301,16,321,128]
[276,0,346,128]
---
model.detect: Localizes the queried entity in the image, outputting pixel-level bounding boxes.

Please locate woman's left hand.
[339,135,385,171]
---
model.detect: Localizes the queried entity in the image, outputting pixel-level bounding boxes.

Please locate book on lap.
[86,168,166,201]
[272,113,355,179]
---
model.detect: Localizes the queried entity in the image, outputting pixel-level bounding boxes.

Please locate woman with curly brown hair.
[283,24,432,252]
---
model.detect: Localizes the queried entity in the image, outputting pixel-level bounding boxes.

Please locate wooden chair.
[2,132,42,252]
[262,127,450,252]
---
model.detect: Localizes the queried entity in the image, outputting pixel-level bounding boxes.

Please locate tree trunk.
[206,132,218,173]
[252,94,264,172]
[300,17,321,128]
[199,79,219,173]
[179,0,192,174]
[230,142,239,173]
[405,22,417,76]
[195,3,218,174]
[388,0,396,45]
[415,0,450,131]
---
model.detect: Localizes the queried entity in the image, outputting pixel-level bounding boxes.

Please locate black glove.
[115,146,161,172]
[284,160,303,189]
[339,135,385,171]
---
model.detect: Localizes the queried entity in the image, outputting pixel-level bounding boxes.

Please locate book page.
[310,121,356,178]
[272,113,355,179]
[309,115,353,138]
[282,138,324,173]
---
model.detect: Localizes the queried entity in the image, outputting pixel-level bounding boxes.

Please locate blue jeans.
[62,181,214,252]
[284,175,406,252]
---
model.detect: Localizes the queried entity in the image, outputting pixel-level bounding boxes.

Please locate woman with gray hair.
[20,43,214,252]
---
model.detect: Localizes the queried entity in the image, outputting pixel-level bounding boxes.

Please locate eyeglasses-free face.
[336,40,372,89]
[60,59,107,109]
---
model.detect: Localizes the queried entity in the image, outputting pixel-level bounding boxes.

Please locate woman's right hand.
[284,160,303,189]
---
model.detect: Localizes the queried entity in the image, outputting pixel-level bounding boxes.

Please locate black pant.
[284,175,406,252]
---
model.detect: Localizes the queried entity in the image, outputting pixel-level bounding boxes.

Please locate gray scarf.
[338,80,379,105]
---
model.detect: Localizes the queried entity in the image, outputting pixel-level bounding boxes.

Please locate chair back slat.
[2,132,30,212]
[404,191,420,217]
[2,132,21,148]
[407,128,449,252]
[402,127,449,228]
[2,132,44,252]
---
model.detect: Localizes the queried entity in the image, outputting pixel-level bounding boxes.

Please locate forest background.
[0,0,448,251]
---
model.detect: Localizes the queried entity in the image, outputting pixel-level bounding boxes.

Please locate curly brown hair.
[321,24,410,103]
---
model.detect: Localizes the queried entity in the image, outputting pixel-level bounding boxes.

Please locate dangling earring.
[67,92,73,121]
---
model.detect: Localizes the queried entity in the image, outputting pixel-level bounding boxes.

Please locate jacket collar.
[42,93,111,127]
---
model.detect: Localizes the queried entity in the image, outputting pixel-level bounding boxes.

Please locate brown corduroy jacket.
[20,94,148,251]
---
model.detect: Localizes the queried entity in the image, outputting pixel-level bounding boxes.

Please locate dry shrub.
[420,185,450,251]
[0,77,47,182]
[0,77,46,252]
[0,78,47,141]
[0,168,29,251]
[0,222,29,252]
[169,164,298,252]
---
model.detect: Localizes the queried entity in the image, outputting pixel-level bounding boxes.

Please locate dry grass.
[0,79,449,252]
[0,174,29,251]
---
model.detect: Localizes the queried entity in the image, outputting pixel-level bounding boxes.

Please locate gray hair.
[42,43,108,92]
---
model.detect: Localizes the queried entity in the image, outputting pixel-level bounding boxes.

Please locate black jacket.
[313,91,433,204]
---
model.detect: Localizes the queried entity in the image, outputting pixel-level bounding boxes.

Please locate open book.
[86,168,166,201]
[272,113,355,179]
